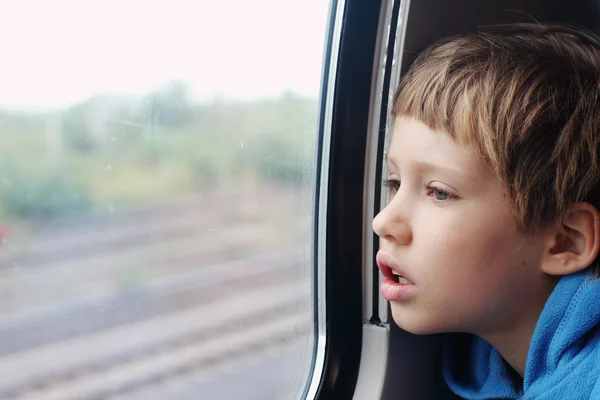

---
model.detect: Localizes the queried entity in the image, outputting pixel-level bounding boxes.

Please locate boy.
[373,23,600,399]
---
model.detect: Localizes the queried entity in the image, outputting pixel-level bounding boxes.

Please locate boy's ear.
[541,202,600,276]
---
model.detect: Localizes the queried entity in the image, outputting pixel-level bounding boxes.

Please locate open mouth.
[391,270,411,285]
[376,250,414,286]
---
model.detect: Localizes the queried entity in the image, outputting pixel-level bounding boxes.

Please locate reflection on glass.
[0,0,328,398]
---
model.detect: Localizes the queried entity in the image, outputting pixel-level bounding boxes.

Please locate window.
[0,1,329,398]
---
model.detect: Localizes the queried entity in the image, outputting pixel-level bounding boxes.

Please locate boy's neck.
[479,275,559,378]
[488,325,533,377]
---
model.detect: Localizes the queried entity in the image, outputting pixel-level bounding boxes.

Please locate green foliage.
[202,92,318,184]
[0,162,90,220]
[245,133,314,184]
[0,87,318,222]
[62,104,97,152]
[141,82,194,128]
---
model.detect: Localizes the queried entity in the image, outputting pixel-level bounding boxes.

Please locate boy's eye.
[382,179,400,192]
[428,186,456,202]
[433,188,450,201]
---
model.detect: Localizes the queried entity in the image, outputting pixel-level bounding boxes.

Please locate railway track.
[0,251,312,399]
[0,187,315,399]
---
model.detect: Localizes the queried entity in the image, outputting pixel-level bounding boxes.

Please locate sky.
[0,0,330,109]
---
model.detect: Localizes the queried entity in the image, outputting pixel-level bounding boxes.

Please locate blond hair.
[393,23,600,275]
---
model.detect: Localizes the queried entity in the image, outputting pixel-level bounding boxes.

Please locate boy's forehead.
[386,117,491,182]
[388,118,467,158]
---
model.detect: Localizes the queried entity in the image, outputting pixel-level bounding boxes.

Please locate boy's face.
[373,117,551,336]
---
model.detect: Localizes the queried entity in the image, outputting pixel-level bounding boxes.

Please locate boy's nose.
[372,204,412,246]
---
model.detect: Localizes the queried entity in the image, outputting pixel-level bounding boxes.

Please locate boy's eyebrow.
[385,154,471,180]
[414,161,470,180]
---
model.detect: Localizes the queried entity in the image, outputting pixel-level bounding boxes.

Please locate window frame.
[306,0,384,398]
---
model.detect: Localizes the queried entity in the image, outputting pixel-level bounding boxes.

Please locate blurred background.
[0,0,329,398]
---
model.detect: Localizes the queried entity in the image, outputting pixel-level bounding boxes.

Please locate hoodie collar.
[443,271,600,399]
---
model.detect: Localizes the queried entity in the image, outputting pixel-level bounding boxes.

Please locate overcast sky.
[0,0,330,109]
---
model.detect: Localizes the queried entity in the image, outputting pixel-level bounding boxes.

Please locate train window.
[0,0,329,398]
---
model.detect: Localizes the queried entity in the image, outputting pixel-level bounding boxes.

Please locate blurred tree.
[142,81,194,131]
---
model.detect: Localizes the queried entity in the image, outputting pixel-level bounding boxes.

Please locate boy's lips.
[376,251,416,302]
[375,251,414,284]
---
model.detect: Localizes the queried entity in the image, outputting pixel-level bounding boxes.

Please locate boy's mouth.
[391,270,411,285]
[377,251,416,301]
[376,251,414,285]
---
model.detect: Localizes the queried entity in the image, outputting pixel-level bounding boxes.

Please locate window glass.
[0,0,329,398]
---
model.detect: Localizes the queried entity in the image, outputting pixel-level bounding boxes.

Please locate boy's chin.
[390,304,447,336]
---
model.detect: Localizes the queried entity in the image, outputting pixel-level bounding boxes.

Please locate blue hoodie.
[443,271,600,399]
